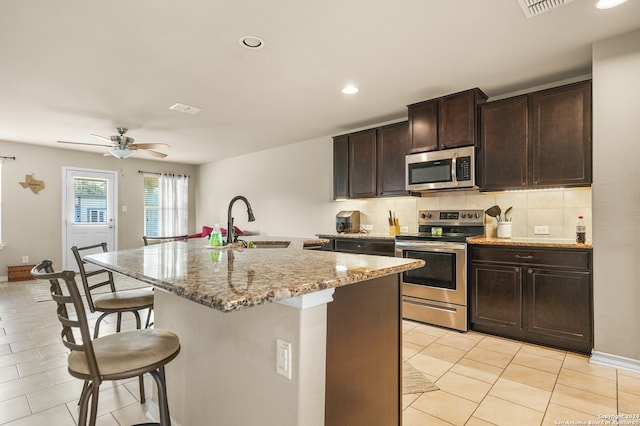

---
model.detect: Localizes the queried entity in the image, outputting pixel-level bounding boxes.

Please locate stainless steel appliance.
[406,145,476,191]
[395,209,484,331]
[336,210,360,233]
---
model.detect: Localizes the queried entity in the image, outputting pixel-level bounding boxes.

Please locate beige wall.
[0,140,197,276]
[592,30,640,361]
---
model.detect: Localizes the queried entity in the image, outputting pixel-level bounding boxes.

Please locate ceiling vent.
[516,0,576,18]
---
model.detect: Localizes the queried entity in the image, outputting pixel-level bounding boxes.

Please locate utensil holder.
[497,222,512,239]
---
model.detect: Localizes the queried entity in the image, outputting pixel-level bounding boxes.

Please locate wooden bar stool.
[31,260,180,426]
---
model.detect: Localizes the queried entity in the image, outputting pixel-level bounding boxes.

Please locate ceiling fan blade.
[57,140,113,148]
[137,149,168,158]
[129,143,171,150]
[91,133,115,143]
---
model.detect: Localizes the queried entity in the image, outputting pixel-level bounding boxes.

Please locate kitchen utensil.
[504,206,513,222]
[485,205,501,220]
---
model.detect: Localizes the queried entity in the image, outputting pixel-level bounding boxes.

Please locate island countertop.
[84,237,424,313]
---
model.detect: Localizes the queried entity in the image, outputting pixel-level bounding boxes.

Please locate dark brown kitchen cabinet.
[333,135,349,199]
[531,81,592,188]
[333,122,412,199]
[407,99,438,153]
[349,129,377,198]
[479,80,592,191]
[478,95,529,191]
[377,121,410,196]
[408,88,487,153]
[470,245,593,354]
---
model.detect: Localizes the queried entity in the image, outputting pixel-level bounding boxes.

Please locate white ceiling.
[1,0,639,165]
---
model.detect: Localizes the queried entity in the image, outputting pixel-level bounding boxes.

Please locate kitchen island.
[85,237,423,426]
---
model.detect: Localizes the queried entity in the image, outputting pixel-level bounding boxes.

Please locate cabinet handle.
[528,269,533,274]
[515,255,533,260]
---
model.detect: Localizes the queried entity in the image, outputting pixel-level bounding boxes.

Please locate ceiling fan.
[57,127,170,159]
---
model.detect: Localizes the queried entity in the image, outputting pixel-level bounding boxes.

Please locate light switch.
[276,338,292,380]
[121,205,127,213]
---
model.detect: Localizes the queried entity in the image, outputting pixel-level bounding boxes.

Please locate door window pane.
[73,177,108,223]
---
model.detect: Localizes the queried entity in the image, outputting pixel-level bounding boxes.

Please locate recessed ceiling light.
[595,0,628,9]
[342,85,359,95]
[239,36,265,49]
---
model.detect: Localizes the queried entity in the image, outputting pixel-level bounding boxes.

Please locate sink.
[245,241,290,249]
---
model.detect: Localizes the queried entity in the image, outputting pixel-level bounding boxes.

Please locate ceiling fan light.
[110,149,133,160]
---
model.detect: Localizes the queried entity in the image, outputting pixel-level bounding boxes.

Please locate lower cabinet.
[320,236,395,257]
[470,245,593,354]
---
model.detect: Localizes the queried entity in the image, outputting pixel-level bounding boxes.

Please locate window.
[143,173,188,237]
[73,177,108,223]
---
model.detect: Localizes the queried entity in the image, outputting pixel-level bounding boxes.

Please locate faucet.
[226,195,256,244]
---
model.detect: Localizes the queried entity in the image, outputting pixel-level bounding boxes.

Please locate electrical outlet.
[400,226,408,233]
[534,226,550,235]
[22,256,29,264]
[363,224,373,231]
[276,339,292,380]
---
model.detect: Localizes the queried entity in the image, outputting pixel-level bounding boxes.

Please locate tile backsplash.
[333,188,592,241]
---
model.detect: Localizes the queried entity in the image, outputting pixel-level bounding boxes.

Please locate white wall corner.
[590,350,640,374]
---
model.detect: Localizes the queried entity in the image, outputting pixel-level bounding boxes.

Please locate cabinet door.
[408,99,438,153]
[333,135,349,200]
[471,263,523,333]
[377,122,409,196]
[479,95,529,191]
[349,129,377,198]
[530,81,592,188]
[440,89,486,149]
[526,268,593,353]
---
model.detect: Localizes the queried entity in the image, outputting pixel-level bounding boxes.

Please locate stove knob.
[420,213,427,219]
[426,213,432,219]
[475,212,481,219]
[461,213,467,218]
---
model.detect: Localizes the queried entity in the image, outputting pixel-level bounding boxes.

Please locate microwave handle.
[451,151,458,187]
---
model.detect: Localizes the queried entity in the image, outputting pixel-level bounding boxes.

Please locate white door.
[62,167,117,271]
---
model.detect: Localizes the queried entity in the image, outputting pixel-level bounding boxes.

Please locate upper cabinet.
[479,80,592,191]
[408,88,487,153]
[349,129,378,199]
[333,122,411,199]
[333,135,350,199]
[377,121,410,196]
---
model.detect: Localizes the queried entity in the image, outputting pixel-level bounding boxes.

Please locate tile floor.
[402,320,640,425]
[1,279,639,425]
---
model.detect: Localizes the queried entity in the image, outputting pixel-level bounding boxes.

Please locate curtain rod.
[138,170,190,177]
[1,156,16,160]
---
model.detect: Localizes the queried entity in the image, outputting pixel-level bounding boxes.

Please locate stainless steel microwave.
[406,146,476,191]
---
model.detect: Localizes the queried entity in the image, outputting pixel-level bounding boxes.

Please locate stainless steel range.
[395,210,485,331]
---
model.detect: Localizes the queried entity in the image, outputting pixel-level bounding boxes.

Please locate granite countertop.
[316,232,396,241]
[84,237,424,313]
[467,236,592,249]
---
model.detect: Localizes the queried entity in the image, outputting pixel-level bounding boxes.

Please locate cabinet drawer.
[471,246,591,270]
[334,239,395,256]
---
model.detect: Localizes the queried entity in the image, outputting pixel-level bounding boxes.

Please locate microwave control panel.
[456,156,472,181]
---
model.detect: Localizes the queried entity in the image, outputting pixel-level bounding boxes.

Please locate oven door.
[395,240,467,306]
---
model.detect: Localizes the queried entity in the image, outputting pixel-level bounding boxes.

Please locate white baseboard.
[590,350,640,373]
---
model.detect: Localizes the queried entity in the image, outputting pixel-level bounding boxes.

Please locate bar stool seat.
[92,287,154,311]
[68,328,179,379]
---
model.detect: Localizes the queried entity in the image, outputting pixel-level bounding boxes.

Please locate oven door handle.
[395,241,466,251]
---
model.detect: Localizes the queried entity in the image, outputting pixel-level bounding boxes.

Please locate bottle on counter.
[210,224,223,247]
[576,216,586,244]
